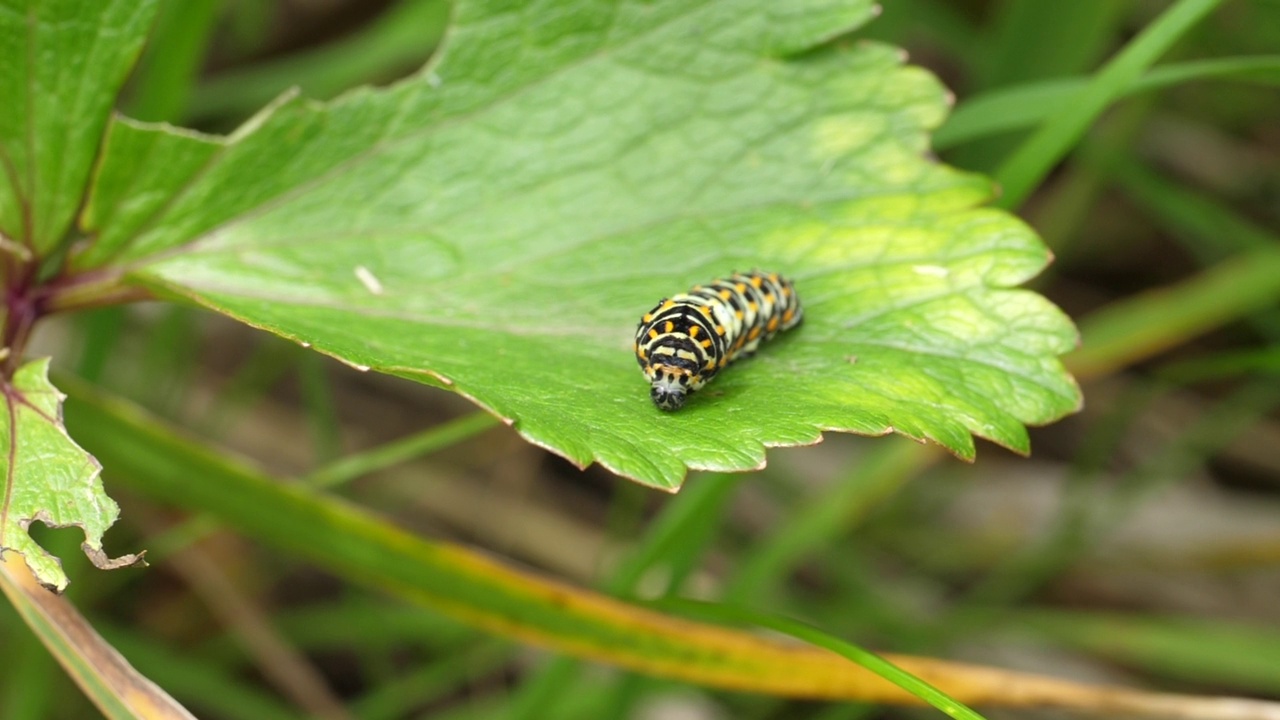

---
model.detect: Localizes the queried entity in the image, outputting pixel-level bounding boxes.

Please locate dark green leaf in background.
[77,0,1081,489]
[0,0,159,253]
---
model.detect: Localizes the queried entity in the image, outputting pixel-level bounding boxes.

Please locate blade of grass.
[350,642,509,720]
[1067,247,1280,379]
[979,1,1123,87]
[936,56,1280,149]
[60,378,1280,718]
[71,308,128,383]
[200,338,299,438]
[0,553,197,720]
[305,411,499,488]
[726,438,936,601]
[508,473,743,719]
[959,378,1280,614]
[127,0,222,122]
[95,622,304,720]
[0,629,59,719]
[297,352,343,465]
[1103,149,1277,256]
[196,596,473,667]
[1017,610,1280,694]
[993,0,1224,209]
[131,505,352,720]
[188,0,449,122]
[650,598,986,720]
[606,473,741,596]
[1159,346,1280,383]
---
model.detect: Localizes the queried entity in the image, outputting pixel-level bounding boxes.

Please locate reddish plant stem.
[0,257,153,378]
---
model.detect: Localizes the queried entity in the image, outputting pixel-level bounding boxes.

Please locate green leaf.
[0,0,159,252]
[81,0,1080,489]
[0,359,142,591]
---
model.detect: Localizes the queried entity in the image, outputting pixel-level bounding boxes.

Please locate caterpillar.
[635,271,803,411]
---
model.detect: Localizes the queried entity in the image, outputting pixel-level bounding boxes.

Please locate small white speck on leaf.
[354,265,384,295]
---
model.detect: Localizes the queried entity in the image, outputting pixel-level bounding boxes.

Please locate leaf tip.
[82,544,148,572]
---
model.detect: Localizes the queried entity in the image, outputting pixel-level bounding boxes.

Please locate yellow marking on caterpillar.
[648,329,659,340]
[750,276,763,288]
[699,306,713,317]
[735,283,746,293]
[689,325,700,338]
[767,316,779,332]
[664,320,674,333]
[719,290,732,300]
[748,301,758,312]
[735,310,744,320]
[783,309,794,323]
[715,325,726,335]
[643,312,654,322]
[700,339,713,348]
[748,326,761,341]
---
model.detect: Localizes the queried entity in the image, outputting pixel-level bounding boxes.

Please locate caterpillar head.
[650,379,687,411]
[647,364,696,411]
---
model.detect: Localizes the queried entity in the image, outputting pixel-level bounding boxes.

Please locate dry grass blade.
[0,552,196,720]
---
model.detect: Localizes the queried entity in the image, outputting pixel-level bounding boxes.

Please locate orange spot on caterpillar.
[750,276,763,288]
[719,290,732,300]
[689,325,700,338]
[748,326,761,340]
[700,339,712,348]
[648,329,658,340]
[664,320,674,333]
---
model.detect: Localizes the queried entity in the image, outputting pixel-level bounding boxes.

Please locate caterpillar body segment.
[635,271,803,411]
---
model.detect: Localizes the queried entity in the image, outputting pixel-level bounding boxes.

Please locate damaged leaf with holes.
[0,360,144,592]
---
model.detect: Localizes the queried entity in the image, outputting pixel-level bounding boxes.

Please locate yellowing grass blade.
[62,379,1280,720]
[0,552,196,720]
